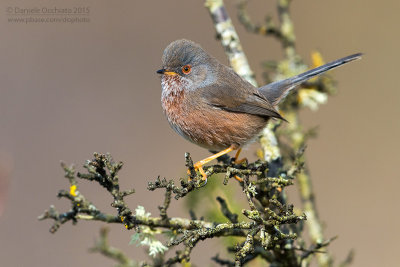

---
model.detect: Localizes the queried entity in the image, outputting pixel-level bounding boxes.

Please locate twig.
[40,152,304,265]
[212,254,235,266]
[339,249,355,267]
[237,0,285,42]
[217,196,239,223]
[300,236,338,262]
[205,0,256,86]
[90,227,136,267]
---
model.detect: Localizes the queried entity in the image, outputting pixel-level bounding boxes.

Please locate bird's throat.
[161,74,187,116]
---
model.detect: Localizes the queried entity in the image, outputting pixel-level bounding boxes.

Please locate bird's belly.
[163,99,268,150]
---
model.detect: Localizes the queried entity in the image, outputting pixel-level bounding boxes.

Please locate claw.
[233,148,247,165]
[187,146,235,184]
[187,163,208,183]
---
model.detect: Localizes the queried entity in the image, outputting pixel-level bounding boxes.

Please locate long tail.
[258,53,362,106]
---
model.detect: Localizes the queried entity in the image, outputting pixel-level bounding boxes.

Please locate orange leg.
[234,148,247,164]
[234,175,243,182]
[233,148,246,182]
[189,146,235,181]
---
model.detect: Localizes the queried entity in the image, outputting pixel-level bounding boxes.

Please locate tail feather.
[258,53,362,106]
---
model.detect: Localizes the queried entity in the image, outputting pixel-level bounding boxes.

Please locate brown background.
[0,0,399,266]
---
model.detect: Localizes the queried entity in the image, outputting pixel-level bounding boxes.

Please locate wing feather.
[198,65,285,120]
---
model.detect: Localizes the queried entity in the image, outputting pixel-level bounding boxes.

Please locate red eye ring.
[181,65,192,74]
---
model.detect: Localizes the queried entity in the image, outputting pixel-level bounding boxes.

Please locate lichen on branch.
[39,151,311,266]
[39,1,354,266]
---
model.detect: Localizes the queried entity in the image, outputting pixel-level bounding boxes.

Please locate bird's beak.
[156,69,177,76]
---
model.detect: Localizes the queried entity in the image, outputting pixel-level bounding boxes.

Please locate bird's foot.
[234,157,248,165]
[187,162,208,186]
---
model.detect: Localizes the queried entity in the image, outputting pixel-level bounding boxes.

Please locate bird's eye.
[181,65,192,74]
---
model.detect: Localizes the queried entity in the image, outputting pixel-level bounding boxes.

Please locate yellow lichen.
[69,184,77,197]
[181,259,191,267]
[311,51,325,68]
[256,148,264,160]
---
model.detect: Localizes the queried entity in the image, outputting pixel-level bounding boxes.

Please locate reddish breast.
[161,75,268,150]
[161,75,192,141]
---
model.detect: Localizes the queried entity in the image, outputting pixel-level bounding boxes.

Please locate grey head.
[157,39,218,90]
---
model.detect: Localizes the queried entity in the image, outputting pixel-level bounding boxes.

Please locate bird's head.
[157,39,217,90]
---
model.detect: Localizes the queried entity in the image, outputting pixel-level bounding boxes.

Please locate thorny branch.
[90,227,136,267]
[39,0,353,266]
[39,152,306,266]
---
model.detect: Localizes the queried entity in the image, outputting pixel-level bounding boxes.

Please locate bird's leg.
[233,148,248,165]
[189,146,235,182]
[233,175,243,182]
[232,148,246,183]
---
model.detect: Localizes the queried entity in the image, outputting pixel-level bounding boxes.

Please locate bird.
[157,39,361,182]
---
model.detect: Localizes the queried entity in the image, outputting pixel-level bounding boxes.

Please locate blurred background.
[0,0,399,266]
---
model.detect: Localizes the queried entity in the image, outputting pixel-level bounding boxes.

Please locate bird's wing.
[258,53,362,106]
[198,66,285,120]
